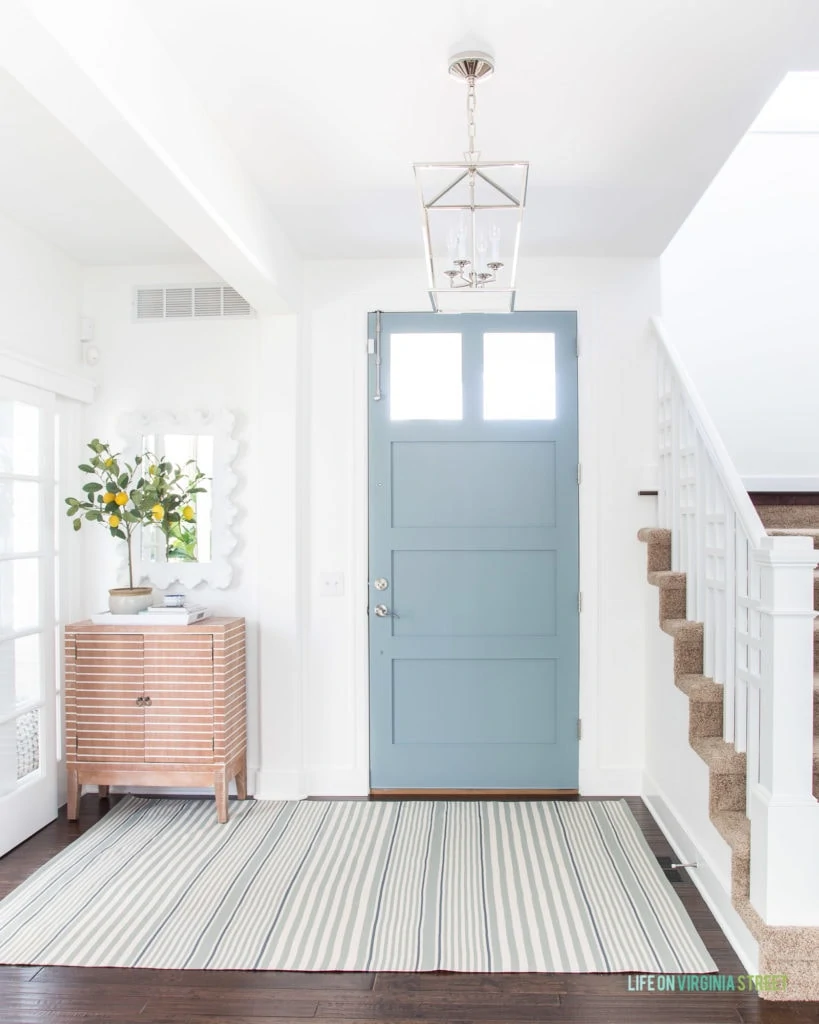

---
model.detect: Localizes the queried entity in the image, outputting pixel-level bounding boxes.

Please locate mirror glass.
[138,433,215,565]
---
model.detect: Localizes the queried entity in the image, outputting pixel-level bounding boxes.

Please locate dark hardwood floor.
[0,795,816,1024]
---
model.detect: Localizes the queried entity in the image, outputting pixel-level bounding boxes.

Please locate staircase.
[639,523,819,1000]
[639,319,819,1001]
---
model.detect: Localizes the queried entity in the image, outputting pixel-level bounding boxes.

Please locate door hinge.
[578,592,583,613]
[577,719,582,741]
[577,463,582,485]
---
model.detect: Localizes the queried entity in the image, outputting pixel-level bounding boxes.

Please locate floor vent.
[134,285,254,321]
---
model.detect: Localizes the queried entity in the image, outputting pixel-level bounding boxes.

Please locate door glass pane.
[0,400,40,475]
[0,480,40,554]
[390,334,463,420]
[6,633,41,705]
[483,333,557,420]
[16,708,40,780]
[0,558,40,633]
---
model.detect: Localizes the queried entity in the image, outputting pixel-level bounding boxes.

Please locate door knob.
[374,604,399,618]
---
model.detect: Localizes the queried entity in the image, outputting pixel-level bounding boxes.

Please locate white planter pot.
[108,587,153,615]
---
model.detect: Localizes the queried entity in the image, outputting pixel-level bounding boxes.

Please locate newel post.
[749,535,819,925]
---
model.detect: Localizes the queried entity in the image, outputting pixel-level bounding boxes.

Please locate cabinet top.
[65,617,244,634]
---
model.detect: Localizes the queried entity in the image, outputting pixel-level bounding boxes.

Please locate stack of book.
[90,604,209,626]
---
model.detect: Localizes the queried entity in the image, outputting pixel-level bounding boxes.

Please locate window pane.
[7,633,41,705]
[0,558,40,633]
[16,708,40,780]
[0,400,40,475]
[483,333,557,420]
[0,480,40,554]
[390,334,462,420]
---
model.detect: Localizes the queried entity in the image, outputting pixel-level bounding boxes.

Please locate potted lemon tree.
[65,440,207,613]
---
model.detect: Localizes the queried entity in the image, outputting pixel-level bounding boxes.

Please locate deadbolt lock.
[374,577,389,591]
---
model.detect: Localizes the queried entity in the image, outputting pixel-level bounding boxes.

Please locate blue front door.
[368,312,579,790]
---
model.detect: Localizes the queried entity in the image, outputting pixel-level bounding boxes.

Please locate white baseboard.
[580,766,643,796]
[642,772,759,973]
[742,476,819,492]
[302,765,369,797]
[254,769,307,801]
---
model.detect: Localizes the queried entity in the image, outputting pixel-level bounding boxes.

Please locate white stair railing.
[653,317,819,926]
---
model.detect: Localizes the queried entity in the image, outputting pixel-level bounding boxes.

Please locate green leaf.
[73,518,82,532]
[78,463,94,473]
[118,473,129,488]
[82,482,102,493]
[110,527,127,540]
[123,510,140,523]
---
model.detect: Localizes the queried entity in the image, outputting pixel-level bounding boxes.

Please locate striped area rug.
[0,797,715,973]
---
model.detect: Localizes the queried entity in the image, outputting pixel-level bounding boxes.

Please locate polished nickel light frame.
[413,51,529,313]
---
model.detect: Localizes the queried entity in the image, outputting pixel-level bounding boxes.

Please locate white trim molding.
[118,409,239,590]
[742,476,819,492]
[0,349,94,403]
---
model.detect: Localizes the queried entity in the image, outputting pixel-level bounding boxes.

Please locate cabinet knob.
[143,696,153,707]
[135,696,145,706]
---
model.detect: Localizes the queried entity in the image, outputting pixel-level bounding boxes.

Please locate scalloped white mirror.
[118,410,238,589]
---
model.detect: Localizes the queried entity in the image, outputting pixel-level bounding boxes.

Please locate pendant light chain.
[466,75,478,161]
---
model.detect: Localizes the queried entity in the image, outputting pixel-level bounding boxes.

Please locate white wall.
[300,257,661,797]
[79,264,300,794]
[662,133,819,485]
[0,208,81,368]
[76,256,661,799]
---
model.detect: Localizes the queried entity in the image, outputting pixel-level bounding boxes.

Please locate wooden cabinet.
[64,617,247,823]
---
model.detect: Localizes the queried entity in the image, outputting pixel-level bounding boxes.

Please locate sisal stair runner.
[638,503,819,1002]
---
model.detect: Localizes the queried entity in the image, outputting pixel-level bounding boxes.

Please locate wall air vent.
[133,284,254,321]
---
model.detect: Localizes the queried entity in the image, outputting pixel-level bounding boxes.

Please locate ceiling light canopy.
[413,51,528,313]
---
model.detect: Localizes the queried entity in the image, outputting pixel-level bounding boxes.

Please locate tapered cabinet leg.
[67,769,81,821]
[215,770,229,823]
[235,760,248,801]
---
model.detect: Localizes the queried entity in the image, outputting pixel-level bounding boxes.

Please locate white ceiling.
[0,70,195,265]
[2,1,819,265]
[134,0,819,259]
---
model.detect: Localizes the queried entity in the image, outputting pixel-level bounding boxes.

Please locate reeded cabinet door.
[143,633,214,763]
[74,634,145,762]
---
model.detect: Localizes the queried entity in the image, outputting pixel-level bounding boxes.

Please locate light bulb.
[490,224,501,264]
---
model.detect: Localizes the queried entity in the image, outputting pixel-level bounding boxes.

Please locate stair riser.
[646,539,671,574]
[688,699,722,742]
[710,772,746,814]
[660,587,686,621]
[674,636,703,678]
[731,852,750,904]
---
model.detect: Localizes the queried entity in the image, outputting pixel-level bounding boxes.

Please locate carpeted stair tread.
[692,736,746,774]
[647,570,687,589]
[677,673,723,701]
[661,618,703,641]
[767,528,819,547]
[711,810,750,854]
[637,527,671,544]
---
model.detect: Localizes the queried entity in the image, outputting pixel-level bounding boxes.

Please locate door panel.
[391,441,556,527]
[144,634,214,763]
[392,549,556,637]
[368,311,579,790]
[74,634,144,762]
